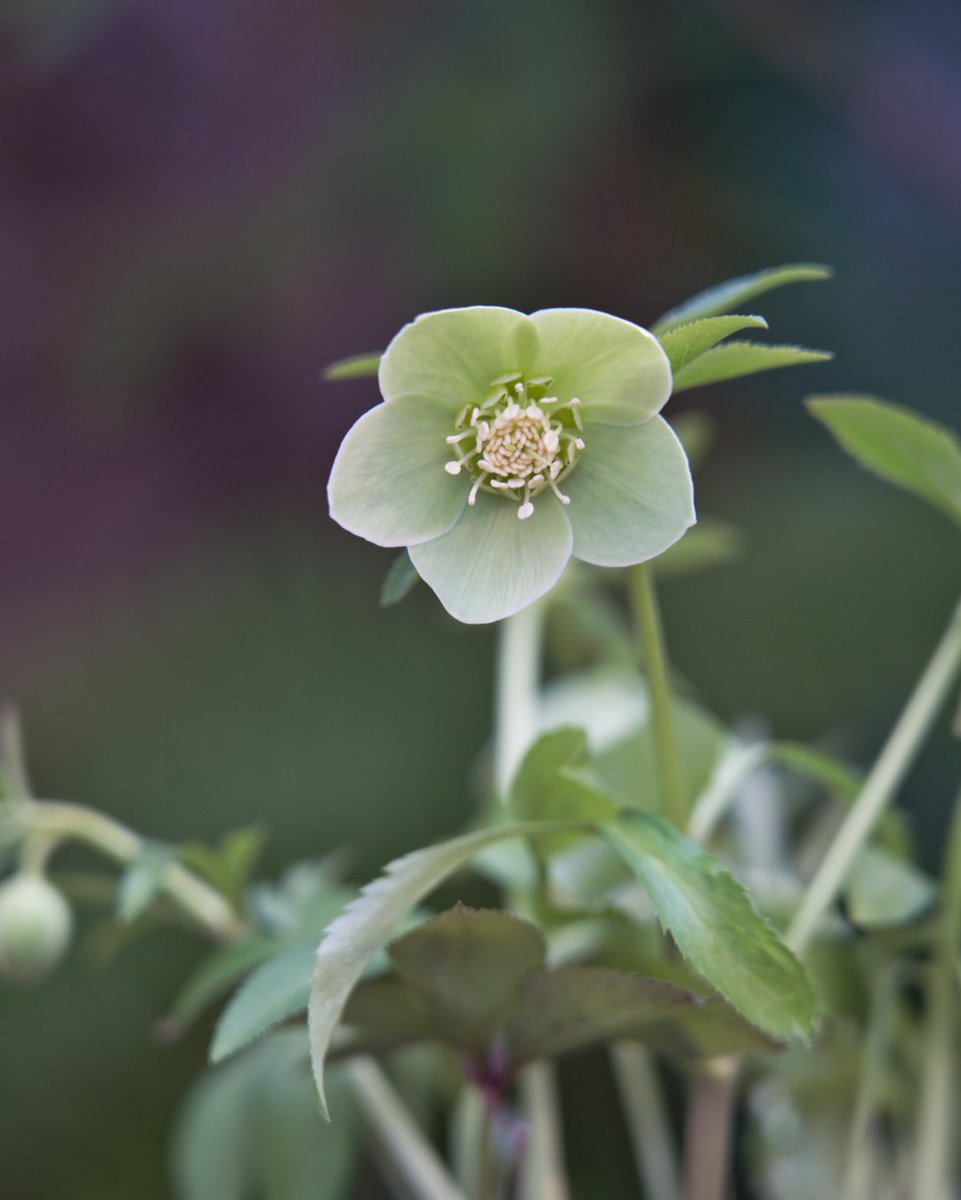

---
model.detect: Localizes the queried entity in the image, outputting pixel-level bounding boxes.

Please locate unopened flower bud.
[0,873,72,983]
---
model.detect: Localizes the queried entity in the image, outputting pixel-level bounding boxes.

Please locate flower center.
[443,375,585,519]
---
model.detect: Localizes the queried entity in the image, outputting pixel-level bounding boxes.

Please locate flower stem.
[682,1058,738,1200]
[343,1057,469,1200]
[494,603,545,797]
[11,799,242,939]
[611,1043,679,1200]
[518,1063,571,1200]
[629,564,686,828]
[913,774,961,1200]
[788,598,961,955]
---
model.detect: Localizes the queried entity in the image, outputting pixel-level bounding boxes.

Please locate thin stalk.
[629,564,686,828]
[841,965,902,1200]
[343,1057,469,1200]
[494,604,546,797]
[682,1058,738,1200]
[788,599,961,955]
[518,1063,571,1200]
[14,799,242,939]
[475,1095,496,1200]
[913,776,961,1200]
[611,1043,679,1200]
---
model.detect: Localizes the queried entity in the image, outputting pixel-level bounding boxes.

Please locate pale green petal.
[379,306,538,408]
[328,396,466,547]
[409,493,573,624]
[530,308,672,426]
[565,416,695,567]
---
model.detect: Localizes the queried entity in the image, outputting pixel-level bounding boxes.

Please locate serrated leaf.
[672,341,831,392]
[212,942,316,1063]
[117,842,174,922]
[807,395,961,528]
[323,352,382,381]
[388,906,546,1054]
[658,314,769,374]
[307,821,582,1117]
[380,550,421,607]
[162,935,280,1037]
[603,810,816,1039]
[505,966,700,1064]
[653,263,833,334]
[845,845,936,928]
[338,975,436,1056]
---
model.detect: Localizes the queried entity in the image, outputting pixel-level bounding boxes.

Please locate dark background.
[2,1,960,1196]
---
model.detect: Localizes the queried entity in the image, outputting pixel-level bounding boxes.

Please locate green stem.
[611,1043,679,1200]
[519,1063,571,1200]
[788,598,961,955]
[475,1095,496,1200]
[343,1057,469,1200]
[629,564,685,828]
[494,604,545,797]
[13,799,242,940]
[913,776,961,1200]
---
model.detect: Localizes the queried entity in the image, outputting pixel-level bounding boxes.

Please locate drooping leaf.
[672,342,832,392]
[117,841,174,922]
[807,395,961,528]
[380,550,421,607]
[652,263,833,334]
[388,906,546,1055]
[505,966,700,1064]
[212,942,316,1063]
[845,845,936,928]
[323,352,382,381]
[658,314,768,374]
[307,821,580,1116]
[603,810,816,1040]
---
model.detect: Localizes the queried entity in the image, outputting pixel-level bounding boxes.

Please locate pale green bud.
[0,873,72,983]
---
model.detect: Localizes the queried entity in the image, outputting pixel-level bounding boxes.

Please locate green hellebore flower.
[328,306,695,624]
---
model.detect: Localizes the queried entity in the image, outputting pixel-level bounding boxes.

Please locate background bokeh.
[2,1,961,1196]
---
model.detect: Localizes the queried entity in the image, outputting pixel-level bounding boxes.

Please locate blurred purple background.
[2,1,961,1196]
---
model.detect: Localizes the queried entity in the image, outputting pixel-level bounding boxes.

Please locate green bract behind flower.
[328,306,695,623]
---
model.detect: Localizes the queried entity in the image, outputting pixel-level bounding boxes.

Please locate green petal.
[379,306,537,408]
[565,416,695,567]
[530,308,672,426]
[409,493,573,624]
[328,396,466,547]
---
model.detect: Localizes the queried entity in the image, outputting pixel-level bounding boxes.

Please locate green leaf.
[179,826,266,909]
[845,845,936,928]
[173,1030,354,1200]
[658,314,768,374]
[117,841,173,922]
[323,352,382,381]
[388,906,546,1055]
[766,742,861,802]
[338,975,436,1056]
[212,942,316,1063]
[603,810,816,1039]
[505,966,700,1064]
[307,821,580,1117]
[380,549,421,607]
[672,342,832,392]
[652,263,833,334]
[807,395,961,528]
[161,935,280,1037]
[511,728,618,827]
